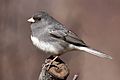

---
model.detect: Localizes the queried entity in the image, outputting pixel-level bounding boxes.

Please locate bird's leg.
[45,56,59,70]
[51,56,59,63]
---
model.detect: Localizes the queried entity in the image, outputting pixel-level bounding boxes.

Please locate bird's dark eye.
[37,17,41,21]
[33,17,41,21]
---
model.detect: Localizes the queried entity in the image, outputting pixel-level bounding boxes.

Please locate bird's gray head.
[27,11,49,23]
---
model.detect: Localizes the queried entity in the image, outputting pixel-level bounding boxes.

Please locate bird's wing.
[49,29,87,47]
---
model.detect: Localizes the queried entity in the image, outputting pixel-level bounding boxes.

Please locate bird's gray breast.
[31,25,70,55]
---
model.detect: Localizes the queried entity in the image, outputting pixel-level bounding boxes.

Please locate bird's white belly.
[31,36,58,54]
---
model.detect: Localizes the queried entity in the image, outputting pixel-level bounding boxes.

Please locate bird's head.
[27,11,48,23]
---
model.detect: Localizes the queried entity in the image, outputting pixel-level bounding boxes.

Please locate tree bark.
[38,56,70,80]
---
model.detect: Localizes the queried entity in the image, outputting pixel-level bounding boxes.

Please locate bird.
[27,11,112,62]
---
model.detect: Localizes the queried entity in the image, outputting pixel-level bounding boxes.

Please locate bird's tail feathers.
[72,45,112,59]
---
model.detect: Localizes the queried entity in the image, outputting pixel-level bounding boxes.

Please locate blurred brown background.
[0,0,120,80]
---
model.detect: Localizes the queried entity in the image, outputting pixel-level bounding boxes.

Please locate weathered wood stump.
[38,56,70,80]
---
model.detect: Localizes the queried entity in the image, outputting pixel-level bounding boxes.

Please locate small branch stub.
[72,75,78,80]
[39,56,70,80]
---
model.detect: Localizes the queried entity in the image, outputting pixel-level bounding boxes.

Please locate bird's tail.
[72,45,112,59]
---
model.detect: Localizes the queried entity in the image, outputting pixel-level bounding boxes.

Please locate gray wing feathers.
[49,30,87,47]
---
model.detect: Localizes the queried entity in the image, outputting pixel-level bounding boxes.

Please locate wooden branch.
[38,56,70,80]
[72,75,78,80]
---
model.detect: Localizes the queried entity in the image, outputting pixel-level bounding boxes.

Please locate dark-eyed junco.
[27,11,112,60]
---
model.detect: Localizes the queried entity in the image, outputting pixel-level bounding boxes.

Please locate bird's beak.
[27,17,35,23]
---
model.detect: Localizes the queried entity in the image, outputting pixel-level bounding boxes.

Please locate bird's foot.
[44,56,59,70]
